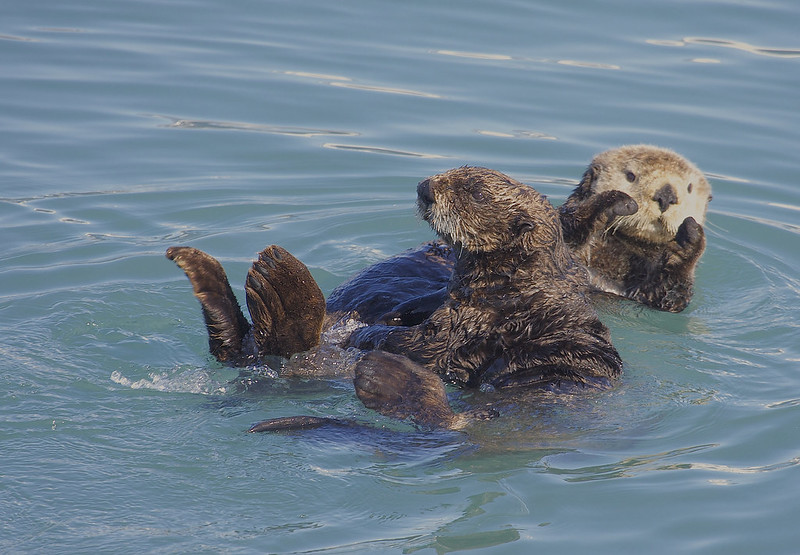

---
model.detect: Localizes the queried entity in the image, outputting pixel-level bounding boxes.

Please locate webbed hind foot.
[245,245,325,358]
[166,246,251,363]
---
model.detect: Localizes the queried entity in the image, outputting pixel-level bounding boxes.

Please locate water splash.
[110,367,230,395]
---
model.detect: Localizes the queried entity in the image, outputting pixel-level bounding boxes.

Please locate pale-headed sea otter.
[559,144,712,312]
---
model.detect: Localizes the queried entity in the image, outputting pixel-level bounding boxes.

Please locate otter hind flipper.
[245,245,325,359]
[166,246,251,363]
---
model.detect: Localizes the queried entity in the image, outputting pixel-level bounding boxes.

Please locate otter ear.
[575,164,599,199]
[514,217,556,248]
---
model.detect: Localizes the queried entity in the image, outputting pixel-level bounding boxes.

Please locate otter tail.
[166,246,251,363]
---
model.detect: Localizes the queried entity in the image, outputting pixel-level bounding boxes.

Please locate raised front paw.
[597,190,638,221]
[561,190,638,244]
[354,351,457,429]
[675,216,705,249]
[245,245,325,358]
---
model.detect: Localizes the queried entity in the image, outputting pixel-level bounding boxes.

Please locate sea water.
[2,0,799,552]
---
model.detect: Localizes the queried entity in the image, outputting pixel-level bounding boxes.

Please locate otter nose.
[653,183,678,213]
[417,178,434,205]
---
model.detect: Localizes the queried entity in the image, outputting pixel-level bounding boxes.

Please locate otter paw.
[166,246,251,363]
[675,217,704,248]
[354,351,457,429]
[599,190,638,219]
[245,245,325,358]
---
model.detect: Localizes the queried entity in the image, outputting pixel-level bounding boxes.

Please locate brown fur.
[245,246,326,358]
[166,247,251,362]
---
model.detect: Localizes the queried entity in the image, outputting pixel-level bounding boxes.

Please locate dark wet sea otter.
[167,167,622,429]
[348,166,622,428]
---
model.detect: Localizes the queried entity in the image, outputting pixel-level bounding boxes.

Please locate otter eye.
[625,171,636,183]
[687,183,693,193]
[471,189,485,201]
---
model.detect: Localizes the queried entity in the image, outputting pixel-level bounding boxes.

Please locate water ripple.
[475,129,558,140]
[433,49,513,61]
[433,48,621,70]
[329,81,441,98]
[156,115,358,137]
[280,69,441,98]
[542,444,717,482]
[322,143,446,159]
[675,455,800,476]
[0,33,38,42]
[556,60,621,70]
[648,37,800,58]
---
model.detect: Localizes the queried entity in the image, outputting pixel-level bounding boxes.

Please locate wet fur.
[326,241,453,326]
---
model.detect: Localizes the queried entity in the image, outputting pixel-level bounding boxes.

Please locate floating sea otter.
[559,145,712,312]
[167,167,622,429]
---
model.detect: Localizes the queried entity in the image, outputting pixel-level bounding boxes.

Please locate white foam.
[110,367,229,395]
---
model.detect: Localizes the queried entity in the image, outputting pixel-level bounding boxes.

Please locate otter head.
[417,166,560,254]
[579,145,712,243]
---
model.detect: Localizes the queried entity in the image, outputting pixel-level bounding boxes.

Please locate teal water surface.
[2,0,800,553]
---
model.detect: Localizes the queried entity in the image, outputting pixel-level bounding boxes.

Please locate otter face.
[586,145,712,243]
[417,166,559,253]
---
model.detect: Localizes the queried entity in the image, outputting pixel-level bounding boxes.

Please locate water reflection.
[157,115,358,137]
[475,129,558,140]
[329,81,441,98]
[322,143,446,158]
[280,68,441,98]
[648,37,800,58]
[433,49,513,61]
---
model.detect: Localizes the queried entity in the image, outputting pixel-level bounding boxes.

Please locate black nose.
[653,183,678,213]
[417,178,434,206]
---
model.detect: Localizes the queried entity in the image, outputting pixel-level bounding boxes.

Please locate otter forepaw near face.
[560,189,638,244]
[354,351,460,429]
[245,245,325,359]
[600,190,639,220]
[675,216,704,249]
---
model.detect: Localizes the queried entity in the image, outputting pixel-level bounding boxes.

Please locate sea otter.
[346,167,622,428]
[559,145,712,312]
[167,167,622,429]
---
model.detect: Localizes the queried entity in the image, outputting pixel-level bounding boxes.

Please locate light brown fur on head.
[580,145,711,243]
[417,166,560,254]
